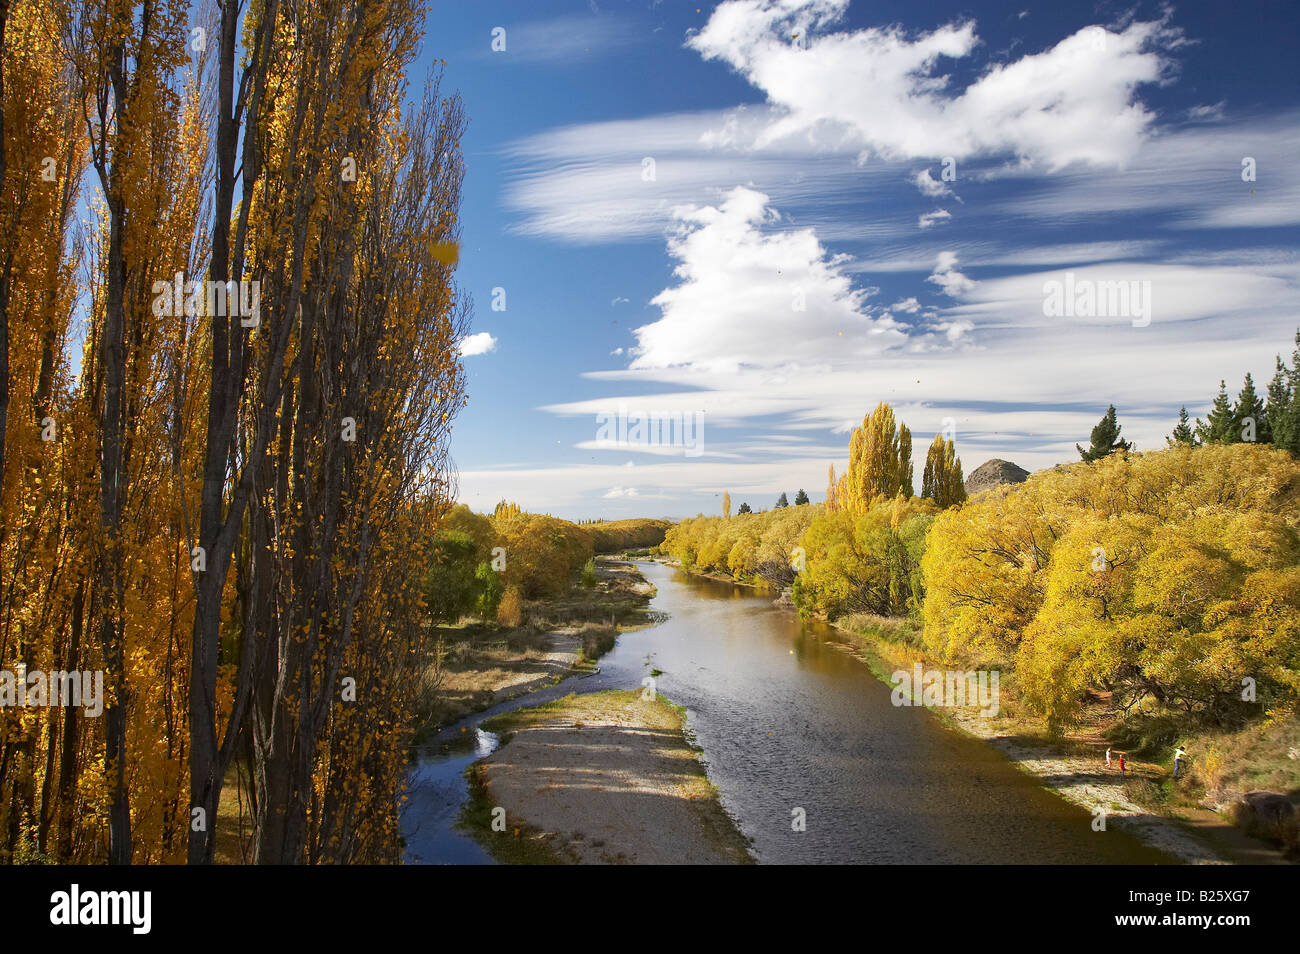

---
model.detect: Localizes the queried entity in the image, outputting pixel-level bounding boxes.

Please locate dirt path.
[470,690,753,864]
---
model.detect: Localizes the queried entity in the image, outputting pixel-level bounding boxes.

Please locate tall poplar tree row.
[0,0,470,863]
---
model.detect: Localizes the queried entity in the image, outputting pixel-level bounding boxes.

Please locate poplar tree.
[921,435,966,508]
[844,402,913,510]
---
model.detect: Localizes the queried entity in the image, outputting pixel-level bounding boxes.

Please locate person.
[1119,754,1126,773]
[1173,745,1186,779]
[1106,748,1112,768]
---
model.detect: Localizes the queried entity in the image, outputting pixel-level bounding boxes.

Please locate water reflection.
[402,561,1176,865]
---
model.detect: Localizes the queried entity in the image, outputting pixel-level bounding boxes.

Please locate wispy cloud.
[476,13,642,65]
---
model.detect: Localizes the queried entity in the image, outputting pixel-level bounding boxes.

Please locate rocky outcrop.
[964,459,1030,496]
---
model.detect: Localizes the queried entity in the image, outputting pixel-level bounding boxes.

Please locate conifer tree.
[794,488,810,505]
[775,492,789,508]
[1167,406,1198,447]
[1077,405,1131,462]
[1196,381,1237,445]
[1266,331,1300,454]
[1234,372,1269,443]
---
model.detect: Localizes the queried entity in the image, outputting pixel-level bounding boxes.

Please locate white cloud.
[926,251,976,297]
[942,261,1300,330]
[1187,101,1226,122]
[625,186,904,372]
[602,486,639,498]
[918,209,952,229]
[911,168,951,197]
[459,332,498,356]
[689,1,1182,170]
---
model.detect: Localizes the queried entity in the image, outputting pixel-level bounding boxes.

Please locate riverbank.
[827,620,1294,865]
[657,559,1292,865]
[460,689,754,864]
[413,559,657,740]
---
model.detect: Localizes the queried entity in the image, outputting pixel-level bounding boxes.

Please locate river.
[400,560,1175,864]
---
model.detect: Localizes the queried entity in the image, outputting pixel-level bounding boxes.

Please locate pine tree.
[1167,406,1197,447]
[1267,356,1294,451]
[737,502,752,514]
[1234,373,1269,443]
[1266,330,1300,455]
[1077,405,1131,462]
[794,488,810,505]
[775,492,789,508]
[1196,381,1237,445]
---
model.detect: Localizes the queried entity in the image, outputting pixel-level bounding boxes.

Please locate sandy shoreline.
[465,690,753,864]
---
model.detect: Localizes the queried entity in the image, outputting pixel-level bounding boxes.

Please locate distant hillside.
[964,458,1031,496]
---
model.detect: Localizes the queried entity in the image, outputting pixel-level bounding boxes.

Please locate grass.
[838,612,922,647]
[577,621,618,661]
[458,762,576,865]
[411,559,658,741]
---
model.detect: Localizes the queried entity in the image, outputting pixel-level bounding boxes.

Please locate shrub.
[497,585,524,627]
[579,622,618,660]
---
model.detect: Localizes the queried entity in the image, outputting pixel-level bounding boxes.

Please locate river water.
[401,561,1175,864]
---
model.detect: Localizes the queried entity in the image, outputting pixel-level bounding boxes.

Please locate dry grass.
[412,560,657,737]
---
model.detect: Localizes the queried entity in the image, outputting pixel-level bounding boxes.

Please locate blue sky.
[424,0,1300,520]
